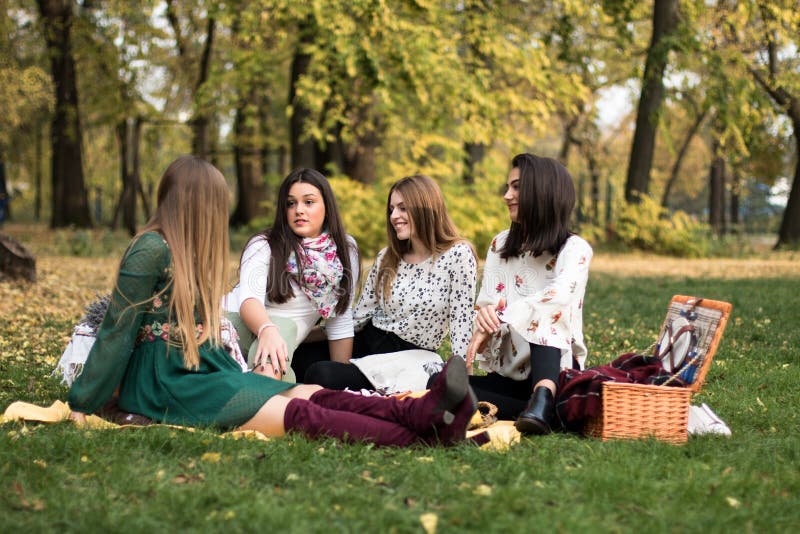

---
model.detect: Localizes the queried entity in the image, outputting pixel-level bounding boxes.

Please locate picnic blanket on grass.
[2,398,520,451]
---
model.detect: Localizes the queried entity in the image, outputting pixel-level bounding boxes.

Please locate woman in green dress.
[67,156,476,447]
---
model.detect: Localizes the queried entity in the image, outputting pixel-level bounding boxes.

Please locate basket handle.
[659,298,704,387]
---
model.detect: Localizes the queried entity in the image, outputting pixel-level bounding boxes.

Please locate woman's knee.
[237,395,291,436]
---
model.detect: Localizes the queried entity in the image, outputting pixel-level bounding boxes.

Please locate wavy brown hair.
[136,155,230,369]
[376,175,474,301]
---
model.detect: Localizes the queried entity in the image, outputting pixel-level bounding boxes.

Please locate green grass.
[1,244,799,531]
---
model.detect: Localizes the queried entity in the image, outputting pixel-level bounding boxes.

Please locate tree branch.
[165,0,187,59]
[196,16,216,92]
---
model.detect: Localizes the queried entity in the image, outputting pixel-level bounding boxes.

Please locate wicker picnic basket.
[585,295,732,444]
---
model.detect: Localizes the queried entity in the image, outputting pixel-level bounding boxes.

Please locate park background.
[2,0,799,254]
[1,1,799,532]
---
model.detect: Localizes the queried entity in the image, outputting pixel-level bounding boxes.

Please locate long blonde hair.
[138,155,230,369]
[376,175,474,301]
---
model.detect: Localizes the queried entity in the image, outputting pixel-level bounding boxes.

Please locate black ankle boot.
[515,386,555,435]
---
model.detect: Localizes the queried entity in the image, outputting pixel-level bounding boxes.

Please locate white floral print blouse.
[476,230,592,380]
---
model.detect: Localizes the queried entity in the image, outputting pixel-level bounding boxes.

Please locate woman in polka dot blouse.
[305,175,477,390]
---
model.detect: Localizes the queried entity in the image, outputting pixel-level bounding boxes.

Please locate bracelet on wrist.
[257,322,277,337]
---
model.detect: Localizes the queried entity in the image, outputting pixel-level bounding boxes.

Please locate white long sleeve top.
[476,230,592,379]
[226,235,359,344]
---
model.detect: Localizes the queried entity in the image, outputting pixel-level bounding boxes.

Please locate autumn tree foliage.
[1,0,797,250]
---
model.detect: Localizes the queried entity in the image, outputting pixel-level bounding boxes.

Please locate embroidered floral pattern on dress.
[136,321,213,343]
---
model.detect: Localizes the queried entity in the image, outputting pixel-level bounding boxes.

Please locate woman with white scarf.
[226,168,359,382]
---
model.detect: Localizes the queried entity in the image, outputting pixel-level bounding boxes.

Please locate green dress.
[68,232,294,428]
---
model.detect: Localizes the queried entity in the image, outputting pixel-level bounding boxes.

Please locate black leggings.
[430,344,566,420]
[302,321,424,389]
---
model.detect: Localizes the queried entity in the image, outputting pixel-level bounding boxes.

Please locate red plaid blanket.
[555,353,685,432]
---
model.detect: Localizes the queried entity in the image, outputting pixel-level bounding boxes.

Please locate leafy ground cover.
[1,225,798,532]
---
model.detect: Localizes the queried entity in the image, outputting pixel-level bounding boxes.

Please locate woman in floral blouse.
[304,174,477,390]
[466,153,592,434]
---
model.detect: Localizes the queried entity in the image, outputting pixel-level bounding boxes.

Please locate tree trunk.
[192,17,215,160]
[132,118,149,221]
[605,177,614,229]
[343,138,378,184]
[775,109,800,248]
[559,114,580,166]
[588,151,600,224]
[37,0,92,228]
[624,0,680,203]
[35,123,43,221]
[289,19,316,170]
[729,170,740,230]
[708,141,725,237]
[462,142,486,185]
[315,121,344,175]
[117,120,135,235]
[661,107,707,207]
[191,117,210,160]
[111,117,145,234]
[258,95,273,177]
[230,100,266,227]
[0,157,8,225]
[166,1,215,160]
[343,127,381,184]
[0,234,36,281]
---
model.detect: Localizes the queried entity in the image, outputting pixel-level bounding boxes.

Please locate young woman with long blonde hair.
[305,174,477,391]
[68,156,477,447]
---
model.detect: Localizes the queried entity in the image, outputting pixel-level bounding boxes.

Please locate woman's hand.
[465,330,491,375]
[253,327,288,379]
[474,297,506,334]
[69,411,88,425]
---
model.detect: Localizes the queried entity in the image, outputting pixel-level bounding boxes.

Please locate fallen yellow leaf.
[201,452,221,463]
[473,484,492,496]
[420,513,438,534]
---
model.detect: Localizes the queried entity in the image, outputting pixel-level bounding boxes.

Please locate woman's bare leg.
[236,384,323,436]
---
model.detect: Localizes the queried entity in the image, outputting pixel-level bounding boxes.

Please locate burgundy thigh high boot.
[308,357,477,445]
[283,398,420,447]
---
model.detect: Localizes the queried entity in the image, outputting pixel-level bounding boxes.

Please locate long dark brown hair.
[499,153,576,259]
[244,168,357,315]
